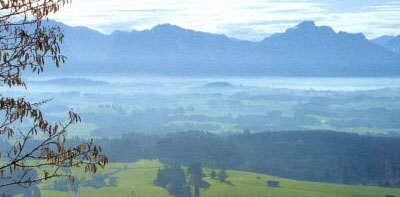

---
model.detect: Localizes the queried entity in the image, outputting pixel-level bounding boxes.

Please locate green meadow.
[39,160,400,197]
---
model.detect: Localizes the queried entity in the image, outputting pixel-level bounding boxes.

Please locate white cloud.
[48,0,400,41]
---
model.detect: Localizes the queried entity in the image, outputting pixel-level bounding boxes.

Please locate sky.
[49,0,400,41]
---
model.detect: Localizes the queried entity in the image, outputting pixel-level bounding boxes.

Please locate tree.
[218,168,228,182]
[188,162,205,197]
[154,166,187,197]
[183,184,192,197]
[209,161,216,179]
[0,0,108,189]
[210,170,216,179]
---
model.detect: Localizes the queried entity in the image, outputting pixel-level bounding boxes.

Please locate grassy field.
[39,160,400,197]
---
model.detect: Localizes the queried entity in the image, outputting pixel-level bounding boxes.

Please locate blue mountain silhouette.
[46,21,400,76]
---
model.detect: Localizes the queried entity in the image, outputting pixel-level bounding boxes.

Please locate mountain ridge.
[44,20,400,77]
[372,35,400,54]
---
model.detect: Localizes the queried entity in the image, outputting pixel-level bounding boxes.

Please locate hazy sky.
[50,0,400,41]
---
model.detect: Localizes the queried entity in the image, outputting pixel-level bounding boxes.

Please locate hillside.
[42,21,400,77]
[40,160,400,197]
[372,35,400,54]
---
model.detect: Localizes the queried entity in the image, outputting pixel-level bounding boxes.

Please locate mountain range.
[46,21,400,76]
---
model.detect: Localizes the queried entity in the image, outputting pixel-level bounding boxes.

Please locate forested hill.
[65,130,400,187]
[44,21,400,77]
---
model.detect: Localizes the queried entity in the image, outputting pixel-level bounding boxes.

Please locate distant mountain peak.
[283,21,335,36]
[371,34,400,54]
[296,21,316,28]
[338,31,366,40]
[151,23,185,32]
[288,21,319,33]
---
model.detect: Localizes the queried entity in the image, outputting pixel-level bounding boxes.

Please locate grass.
[202,169,400,197]
[40,160,169,197]
[39,160,400,197]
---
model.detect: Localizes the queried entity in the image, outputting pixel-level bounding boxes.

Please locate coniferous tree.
[218,168,228,182]
[154,166,187,197]
[188,162,204,197]
[183,185,192,197]
[211,170,217,179]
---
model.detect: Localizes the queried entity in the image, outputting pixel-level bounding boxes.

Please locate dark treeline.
[154,163,210,197]
[68,130,400,187]
[154,165,189,197]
